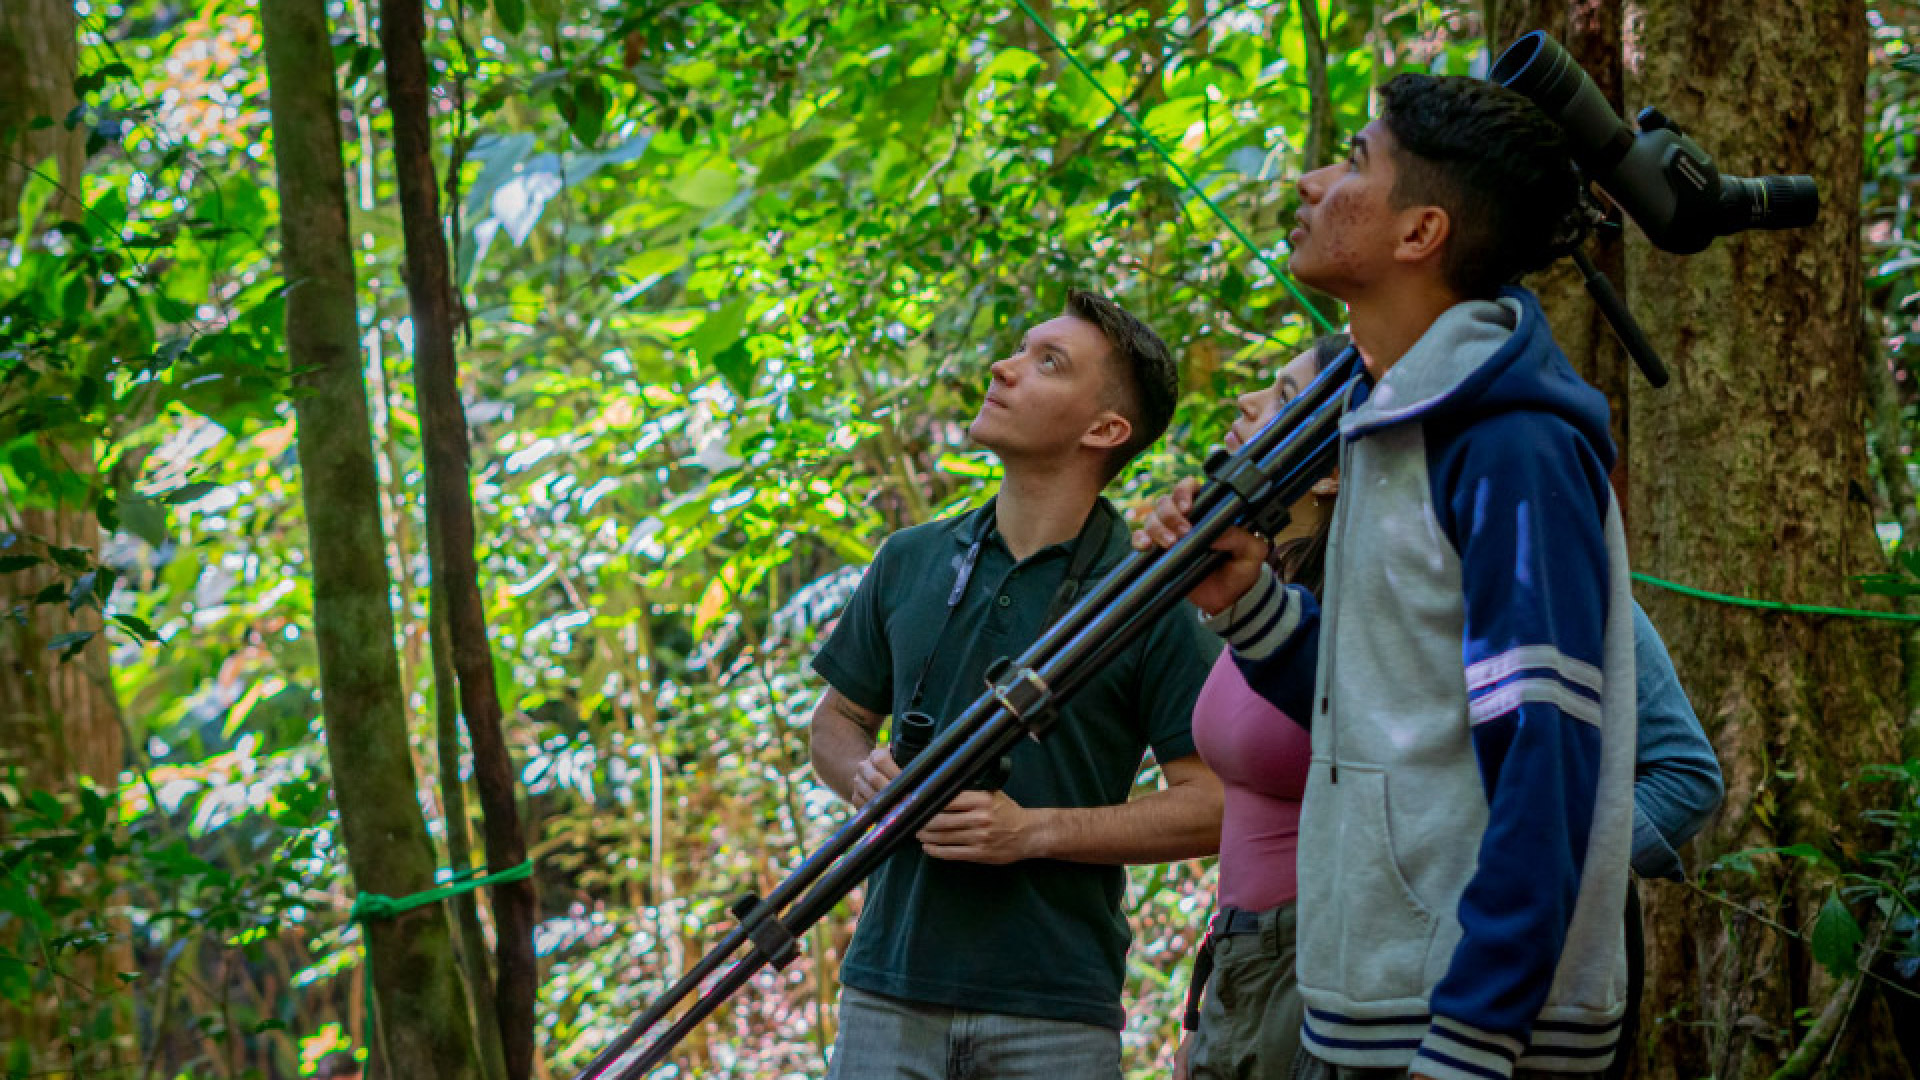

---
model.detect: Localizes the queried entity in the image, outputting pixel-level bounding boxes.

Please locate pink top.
[1191,651,1312,911]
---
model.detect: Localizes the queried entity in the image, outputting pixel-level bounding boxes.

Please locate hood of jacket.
[1338,286,1616,472]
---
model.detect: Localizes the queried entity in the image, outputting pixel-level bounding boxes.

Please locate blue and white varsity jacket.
[1205,288,1635,1080]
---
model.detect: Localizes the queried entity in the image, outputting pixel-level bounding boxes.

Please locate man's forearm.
[810,710,877,805]
[1028,776,1222,865]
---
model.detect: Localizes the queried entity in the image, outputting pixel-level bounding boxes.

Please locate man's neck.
[993,461,1103,563]
[1345,279,1468,381]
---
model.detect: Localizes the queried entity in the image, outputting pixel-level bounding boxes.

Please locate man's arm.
[1414,412,1614,1080]
[915,754,1222,865]
[808,687,898,808]
[1629,601,1724,879]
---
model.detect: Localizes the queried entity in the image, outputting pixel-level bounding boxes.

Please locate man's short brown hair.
[1064,289,1178,478]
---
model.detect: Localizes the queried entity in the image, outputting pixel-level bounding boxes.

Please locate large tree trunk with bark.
[259,2,480,1077]
[1625,2,1909,1076]
[0,1,131,1072]
[378,2,540,1076]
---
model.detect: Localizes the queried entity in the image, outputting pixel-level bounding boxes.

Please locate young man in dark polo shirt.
[809,290,1222,1079]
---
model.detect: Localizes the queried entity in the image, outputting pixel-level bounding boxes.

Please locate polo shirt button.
[997,595,1011,607]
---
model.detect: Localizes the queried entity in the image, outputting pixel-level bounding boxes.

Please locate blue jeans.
[826,985,1121,1080]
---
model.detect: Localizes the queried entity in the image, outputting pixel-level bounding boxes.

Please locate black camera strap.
[903,497,1116,712]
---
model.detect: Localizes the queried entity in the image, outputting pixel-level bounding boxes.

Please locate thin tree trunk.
[1625,1,1908,1075]
[1297,0,1334,174]
[258,1,479,1077]
[434,576,511,1080]
[377,0,539,1075]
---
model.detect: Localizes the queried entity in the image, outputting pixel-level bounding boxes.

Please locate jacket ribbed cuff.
[1411,1016,1523,1080]
[1199,566,1297,661]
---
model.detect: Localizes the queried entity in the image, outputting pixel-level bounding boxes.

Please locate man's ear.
[1393,205,1450,268]
[1081,410,1132,455]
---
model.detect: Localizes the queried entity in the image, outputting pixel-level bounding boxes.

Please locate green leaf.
[0,555,40,574]
[1810,890,1863,979]
[760,136,838,186]
[119,493,167,549]
[12,156,56,252]
[684,298,752,360]
[47,631,96,659]
[1896,53,1920,74]
[668,166,738,209]
[163,481,220,505]
[493,0,525,35]
[110,613,159,644]
[569,76,607,147]
[712,339,758,400]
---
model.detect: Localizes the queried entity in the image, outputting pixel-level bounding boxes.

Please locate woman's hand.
[1130,478,1270,617]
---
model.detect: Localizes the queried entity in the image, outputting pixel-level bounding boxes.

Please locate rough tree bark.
[0,1,130,1071]
[1485,0,1631,467]
[258,1,479,1076]
[1625,2,1909,1076]
[377,1,540,1076]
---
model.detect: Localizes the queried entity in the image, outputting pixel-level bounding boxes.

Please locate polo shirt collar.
[953,495,1119,561]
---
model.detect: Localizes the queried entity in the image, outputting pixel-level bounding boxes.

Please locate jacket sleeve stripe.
[1468,678,1602,728]
[1203,568,1305,662]
[1466,644,1602,694]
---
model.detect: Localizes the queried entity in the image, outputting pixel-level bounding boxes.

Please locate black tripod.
[568,344,1366,1080]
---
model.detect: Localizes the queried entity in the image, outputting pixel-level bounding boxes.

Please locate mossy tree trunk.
[258,1,480,1076]
[1624,1,1909,1075]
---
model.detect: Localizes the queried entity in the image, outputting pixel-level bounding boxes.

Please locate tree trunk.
[1486,0,1631,482]
[377,1,540,1076]
[0,0,83,230]
[0,2,131,1072]
[258,2,479,1077]
[1625,2,1909,1075]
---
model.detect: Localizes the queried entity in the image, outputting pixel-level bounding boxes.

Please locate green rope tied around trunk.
[1634,572,1920,624]
[350,859,534,923]
[1010,0,1337,334]
[350,860,534,1065]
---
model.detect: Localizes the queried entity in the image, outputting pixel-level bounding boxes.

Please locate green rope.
[349,859,534,923]
[1010,0,1338,334]
[1633,572,1920,624]
[349,859,534,1067]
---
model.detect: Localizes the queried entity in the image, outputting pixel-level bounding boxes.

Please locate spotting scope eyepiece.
[1492,30,1819,254]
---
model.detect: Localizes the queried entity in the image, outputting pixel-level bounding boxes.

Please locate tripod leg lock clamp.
[1206,449,1271,507]
[729,892,801,970]
[984,659,1057,738]
[1204,449,1292,539]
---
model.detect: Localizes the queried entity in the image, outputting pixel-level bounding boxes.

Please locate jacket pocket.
[1296,761,1434,1003]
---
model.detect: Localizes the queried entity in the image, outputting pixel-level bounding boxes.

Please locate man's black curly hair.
[1377,74,1584,298]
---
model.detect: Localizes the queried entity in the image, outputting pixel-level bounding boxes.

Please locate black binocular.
[892,712,1012,792]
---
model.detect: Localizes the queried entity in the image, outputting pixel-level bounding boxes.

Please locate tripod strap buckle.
[730,892,801,970]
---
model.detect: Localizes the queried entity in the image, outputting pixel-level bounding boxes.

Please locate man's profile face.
[1288,117,1412,297]
[967,314,1124,464]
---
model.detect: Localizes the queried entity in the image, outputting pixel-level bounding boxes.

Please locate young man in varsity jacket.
[1136,75,1634,1080]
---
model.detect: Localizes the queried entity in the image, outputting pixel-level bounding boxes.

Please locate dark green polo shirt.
[811,498,1218,1029]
